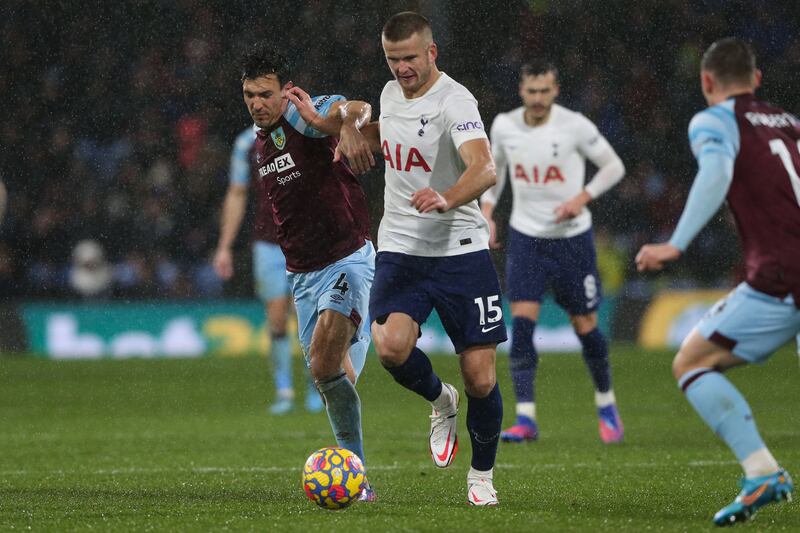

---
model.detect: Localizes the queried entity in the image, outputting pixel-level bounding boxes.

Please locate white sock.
[742,448,780,478]
[432,383,456,413]
[594,389,616,408]
[468,466,493,481]
[516,402,536,420]
[277,388,294,401]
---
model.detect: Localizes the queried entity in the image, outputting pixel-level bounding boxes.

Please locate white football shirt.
[378,73,490,256]
[485,104,614,239]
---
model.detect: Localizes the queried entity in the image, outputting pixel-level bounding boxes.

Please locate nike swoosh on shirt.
[481,325,501,333]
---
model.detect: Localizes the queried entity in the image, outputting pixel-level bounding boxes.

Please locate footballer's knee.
[672,334,707,381]
[570,313,598,336]
[309,355,340,383]
[463,373,496,398]
[671,351,691,381]
[373,327,415,366]
[372,315,417,367]
[266,297,290,335]
[671,328,743,381]
[511,301,540,322]
[460,345,497,397]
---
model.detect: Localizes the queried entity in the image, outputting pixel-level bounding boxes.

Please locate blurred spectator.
[68,240,112,299]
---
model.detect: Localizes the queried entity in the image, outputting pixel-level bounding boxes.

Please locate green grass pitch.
[2,344,799,531]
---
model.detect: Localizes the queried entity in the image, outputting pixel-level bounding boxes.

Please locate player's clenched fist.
[334,126,375,175]
[635,243,681,272]
[411,187,449,213]
[554,191,591,223]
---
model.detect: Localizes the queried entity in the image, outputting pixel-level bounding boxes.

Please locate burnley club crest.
[271,127,286,150]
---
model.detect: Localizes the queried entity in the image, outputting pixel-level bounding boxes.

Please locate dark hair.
[701,38,756,86]
[521,60,559,82]
[382,11,432,42]
[239,40,291,85]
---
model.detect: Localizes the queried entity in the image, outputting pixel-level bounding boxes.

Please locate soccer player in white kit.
[351,12,507,506]
[481,61,626,444]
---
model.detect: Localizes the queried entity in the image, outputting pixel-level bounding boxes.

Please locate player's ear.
[428,41,438,62]
[700,70,715,96]
[753,69,762,89]
[283,80,294,92]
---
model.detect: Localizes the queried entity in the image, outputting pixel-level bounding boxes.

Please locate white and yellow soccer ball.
[302,446,366,510]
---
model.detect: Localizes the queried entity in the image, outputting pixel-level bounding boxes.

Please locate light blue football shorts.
[253,241,291,302]
[697,282,800,363]
[287,241,375,380]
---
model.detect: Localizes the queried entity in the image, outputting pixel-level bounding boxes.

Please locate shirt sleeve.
[443,95,488,150]
[575,114,609,160]
[667,105,740,251]
[687,105,739,160]
[480,115,509,206]
[668,151,735,251]
[285,95,346,138]
[229,127,256,186]
[570,113,625,198]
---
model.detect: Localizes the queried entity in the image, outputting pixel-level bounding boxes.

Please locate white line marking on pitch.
[0,459,737,477]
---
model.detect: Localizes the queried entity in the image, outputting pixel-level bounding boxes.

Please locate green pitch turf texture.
[2,345,799,531]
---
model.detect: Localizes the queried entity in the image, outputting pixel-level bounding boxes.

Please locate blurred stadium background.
[0,0,798,355]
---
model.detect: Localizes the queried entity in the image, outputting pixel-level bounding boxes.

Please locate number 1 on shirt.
[769,138,800,207]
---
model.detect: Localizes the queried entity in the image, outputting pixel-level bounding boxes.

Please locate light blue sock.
[317,373,365,465]
[271,333,292,393]
[679,368,767,462]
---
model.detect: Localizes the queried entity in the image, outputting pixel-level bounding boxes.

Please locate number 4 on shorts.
[333,273,349,295]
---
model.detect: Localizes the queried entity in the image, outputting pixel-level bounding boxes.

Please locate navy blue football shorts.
[369,249,508,354]
[505,227,602,316]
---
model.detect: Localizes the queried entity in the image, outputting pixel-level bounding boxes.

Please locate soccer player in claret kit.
[480,61,626,444]
[238,41,377,501]
[349,12,507,506]
[213,125,323,415]
[637,38,799,526]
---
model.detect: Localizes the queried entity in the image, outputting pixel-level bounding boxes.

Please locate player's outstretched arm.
[636,150,734,272]
[213,183,247,280]
[285,87,375,174]
[285,86,371,137]
[411,138,496,213]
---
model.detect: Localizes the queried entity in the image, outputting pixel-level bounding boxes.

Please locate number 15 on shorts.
[474,295,503,329]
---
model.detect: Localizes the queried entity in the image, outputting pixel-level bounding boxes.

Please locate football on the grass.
[302,447,366,510]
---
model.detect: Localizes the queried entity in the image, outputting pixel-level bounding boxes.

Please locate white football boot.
[467,468,498,507]
[429,382,459,468]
